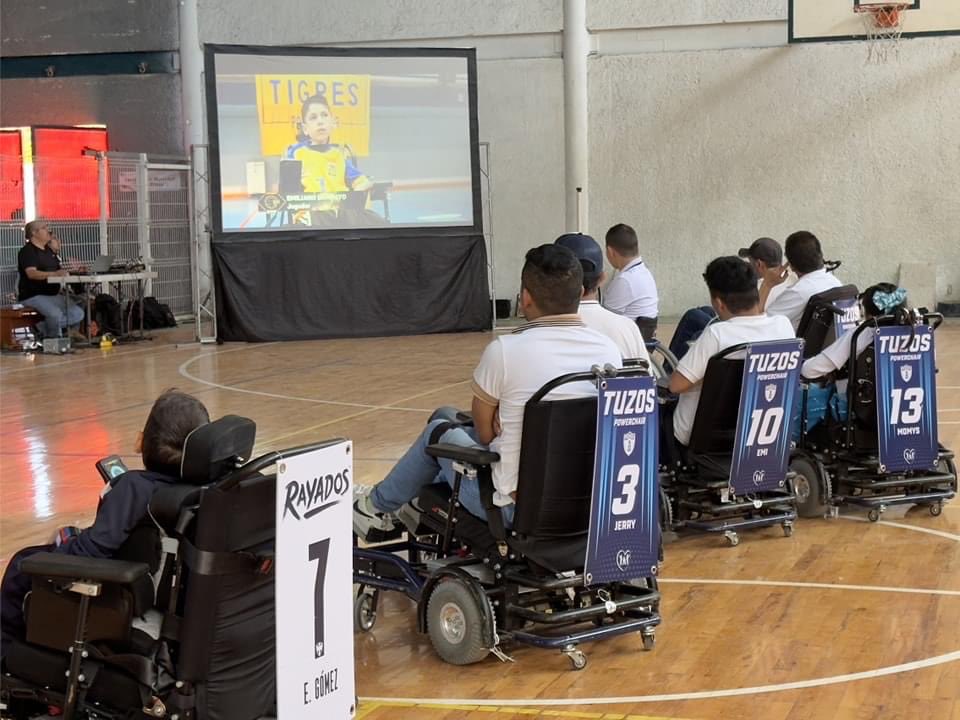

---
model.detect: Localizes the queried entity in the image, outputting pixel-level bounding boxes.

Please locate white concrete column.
[563,0,589,233]
[179,0,205,152]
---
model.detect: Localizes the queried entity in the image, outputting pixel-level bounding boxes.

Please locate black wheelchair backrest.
[513,395,598,537]
[687,344,749,456]
[180,415,257,486]
[512,367,651,538]
[796,284,859,359]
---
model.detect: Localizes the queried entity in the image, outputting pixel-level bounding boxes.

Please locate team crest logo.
[616,549,632,572]
[764,384,777,402]
[752,469,765,487]
[903,448,916,465]
[623,432,636,457]
[900,365,913,383]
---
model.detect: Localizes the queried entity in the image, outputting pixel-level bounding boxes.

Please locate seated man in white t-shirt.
[668,256,795,447]
[353,244,622,536]
[602,223,659,341]
[554,232,651,367]
[759,230,842,331]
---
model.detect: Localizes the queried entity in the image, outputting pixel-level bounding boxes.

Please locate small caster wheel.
[867,508,881,523]
[782,522,794,538]
[565,649,587,671]
[641,630,656,651]
[724,530,740,547]
[354,588,378,632]
[929,502,943,517]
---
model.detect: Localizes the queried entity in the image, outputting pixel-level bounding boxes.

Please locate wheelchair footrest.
[506,591,659,626]
[834,488,955,508]
[840,472,955,490]
[506,613,660,649]
[683,510,796,533]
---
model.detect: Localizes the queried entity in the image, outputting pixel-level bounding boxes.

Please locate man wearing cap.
[759,230,842,330]
[602,223,660,341]
[555,233,651,365]
[739,237,795,309]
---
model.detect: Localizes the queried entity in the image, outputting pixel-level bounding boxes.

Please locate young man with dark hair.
[668,257,794,446]
[354,244,621,535]
[554,233,650,364]
[760,230,841,330]
[602,223,659,341]
[1,390,210,657]
[16,220,84,338]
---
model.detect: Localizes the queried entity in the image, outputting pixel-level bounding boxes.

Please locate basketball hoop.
[855,3,909,63]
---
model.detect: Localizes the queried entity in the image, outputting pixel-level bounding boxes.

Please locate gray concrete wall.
[1,0,179,56]
[0,76,185,155]
[588,37,960,313]
[0,0,182,155]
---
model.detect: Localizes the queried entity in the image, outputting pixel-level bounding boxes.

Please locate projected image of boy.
[286,94,372,197]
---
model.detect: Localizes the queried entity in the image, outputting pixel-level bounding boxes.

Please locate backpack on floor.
[127,297,177,330]
[93,294,124,336]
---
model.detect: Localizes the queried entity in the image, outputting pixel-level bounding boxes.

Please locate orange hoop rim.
[854,3,910,28]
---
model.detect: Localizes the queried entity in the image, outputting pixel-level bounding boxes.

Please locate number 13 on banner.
[874,326,938,473]
[276,441,356,719]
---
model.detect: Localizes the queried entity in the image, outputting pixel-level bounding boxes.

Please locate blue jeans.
[22,294,84,337]
[669,306,717,361]
[371,406,515,528]
[792,384,849,440]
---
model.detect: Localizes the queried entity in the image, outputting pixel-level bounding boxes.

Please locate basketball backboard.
[789,0,960,42]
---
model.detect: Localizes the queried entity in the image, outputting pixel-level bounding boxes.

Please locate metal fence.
[0,152,194,316]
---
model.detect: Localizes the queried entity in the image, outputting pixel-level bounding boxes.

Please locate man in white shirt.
[602,223,659,341]
[760,231,842,330]
[353,244,622,536]
[554,232,651,366]
[669,256,795,446]
[739,236,796,308]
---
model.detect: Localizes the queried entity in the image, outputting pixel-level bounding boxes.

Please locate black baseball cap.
[555,233,603,280]
[738,237,782,266]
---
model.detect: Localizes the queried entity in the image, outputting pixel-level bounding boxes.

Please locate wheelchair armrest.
[21,554,150,587]
[426,443,500,467]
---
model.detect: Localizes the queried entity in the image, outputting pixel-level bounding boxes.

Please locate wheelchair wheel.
[928,501,943,517]
[790,456,827,519]
[354,587,378,632]
[426,579,490,665]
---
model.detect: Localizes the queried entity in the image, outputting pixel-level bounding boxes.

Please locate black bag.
[93,294,124,336]
[127,297,177,330]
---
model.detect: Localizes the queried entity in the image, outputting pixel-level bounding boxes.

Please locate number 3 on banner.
[612,463,640,516]
[890,388,923,425]
[309,539,330,659]
[746,407,784,447]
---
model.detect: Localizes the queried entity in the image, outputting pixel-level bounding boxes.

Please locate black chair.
[353,367,661,671]
[792,313,957,520]
[796,284,860,359]
[661,344,798,546]
[0,415,308,720]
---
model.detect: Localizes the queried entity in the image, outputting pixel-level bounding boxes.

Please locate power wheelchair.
[1,416,330,720]
[352,366,662,671]
[791,310,957,520]
[658,341,801,546]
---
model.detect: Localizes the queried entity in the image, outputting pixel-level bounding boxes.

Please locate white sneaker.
[353,485,398,540]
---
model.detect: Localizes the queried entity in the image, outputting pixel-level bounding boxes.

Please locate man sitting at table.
[17,220,84,339]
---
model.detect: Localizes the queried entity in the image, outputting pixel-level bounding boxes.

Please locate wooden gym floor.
[1,320,959,720]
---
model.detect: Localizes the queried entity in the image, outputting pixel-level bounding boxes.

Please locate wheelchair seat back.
[513,395,598,538]
[687,348,746,456]
[796,284,860,359]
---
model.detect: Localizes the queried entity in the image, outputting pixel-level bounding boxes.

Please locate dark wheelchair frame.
[791,311,957,521]
[352,366,661,672]
[657,343,799,547]
[1,416,332,720]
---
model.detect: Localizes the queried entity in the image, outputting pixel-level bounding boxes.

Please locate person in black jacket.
[0,390,209,660]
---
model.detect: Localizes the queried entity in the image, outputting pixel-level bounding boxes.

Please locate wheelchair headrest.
[180,415,257,486]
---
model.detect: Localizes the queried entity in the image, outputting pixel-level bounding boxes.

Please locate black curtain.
[212,231,491,342]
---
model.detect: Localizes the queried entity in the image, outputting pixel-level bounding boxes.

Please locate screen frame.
[203,44,483,240]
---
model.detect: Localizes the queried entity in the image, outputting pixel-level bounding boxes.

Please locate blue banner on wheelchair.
[835,298,861,335]
[874,326,939,473]
[584,375,660,586]
[730,339,803,495]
